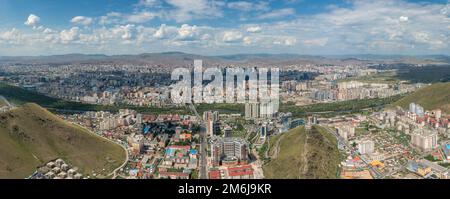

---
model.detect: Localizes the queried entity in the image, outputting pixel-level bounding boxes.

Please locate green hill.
[263,125,341,179]
[392,83,450,113]
[0,103,126,179]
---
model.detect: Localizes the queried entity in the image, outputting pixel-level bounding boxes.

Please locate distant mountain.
[0,103,126,178]
[0,52,449,66]
[392,82,450,113]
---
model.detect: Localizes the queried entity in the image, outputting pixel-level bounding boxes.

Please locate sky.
[0,0,449,56]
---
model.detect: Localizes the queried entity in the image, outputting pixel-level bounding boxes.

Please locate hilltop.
[263,125,341,179]
[0,103,126,178]
[392,82,450,113]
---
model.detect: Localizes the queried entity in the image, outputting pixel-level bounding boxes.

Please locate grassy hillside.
[0,98,6,107]
[396,65,450,83]
[392,82,450,113]
[263,125,341,179]
[0,103,126,178]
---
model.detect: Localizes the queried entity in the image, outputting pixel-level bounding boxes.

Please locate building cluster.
[30,159,83,179]
[245,102,279,120]
[211,136,249,167]
[310,81,419,102]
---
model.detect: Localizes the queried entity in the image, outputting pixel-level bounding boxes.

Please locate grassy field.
[392,82,450,113]
[263,125,341,179]
[0,103,126,178]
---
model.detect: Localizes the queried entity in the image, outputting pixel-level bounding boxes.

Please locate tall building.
[358,140,375,155]
[260,123,268,139]
[411,129,438,151]
[409,103,416,113]
[210,137,249,166]
[204,111,219,136]
[245,103,259,120]
[224,126,233,138]
[211,142,223,167]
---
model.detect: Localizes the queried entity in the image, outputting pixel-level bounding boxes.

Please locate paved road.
[199,124,207,179]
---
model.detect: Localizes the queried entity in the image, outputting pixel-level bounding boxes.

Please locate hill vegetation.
[263,125,341,179]
[396,65,450,83]
[0,103,126,178]
[392,82,450,113]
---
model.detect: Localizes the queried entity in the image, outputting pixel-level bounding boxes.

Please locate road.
[199,124,207,179]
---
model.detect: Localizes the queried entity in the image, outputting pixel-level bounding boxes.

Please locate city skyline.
[0,0,449,56]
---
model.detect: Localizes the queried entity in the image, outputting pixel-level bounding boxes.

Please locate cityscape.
[0,0,450,181]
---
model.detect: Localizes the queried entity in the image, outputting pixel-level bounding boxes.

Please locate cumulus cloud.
[153,24,175,39]
[3,0,450,55]
[246,26,262,33]
[222,31,243,43]
[177,24,200,41]
[399,16,409,22]
[60,27,80,43]
[24,14,40,28]
[0,28,22,44]
[111,24,135,41]
[71,16,93,26]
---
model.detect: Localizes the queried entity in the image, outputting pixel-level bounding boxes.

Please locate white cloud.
[71,16,93,26]
[246,26,262,33]
[153,24,175,39]
[0,28,22,44]
[302,38,328,47]
[24,14,40,28]
[222,30,243,43]
[177,24,200,41]
[99,12,122,25]
[43,28,54,34]
[166,0,224,22]
[257,8,295,20]
[138,0,159,7]
[111,24,135,41]
[60,27,80,43]
[399,15,409,22]
[227,1,269,11]
[273,37,297,46]
[127,11,157,23]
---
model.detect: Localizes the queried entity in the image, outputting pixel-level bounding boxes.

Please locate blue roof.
[190,149,198,155]
[446,144,450,150]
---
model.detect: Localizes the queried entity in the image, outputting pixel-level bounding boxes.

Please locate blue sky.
[0,0,449,56]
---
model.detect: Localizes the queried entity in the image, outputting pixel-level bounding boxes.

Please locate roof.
[227,165,254,177]
[209,170,221,179]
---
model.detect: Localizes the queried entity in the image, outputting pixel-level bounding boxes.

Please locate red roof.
[159,171,189,177]
[209,170,221,179]
[227,165,254,177]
